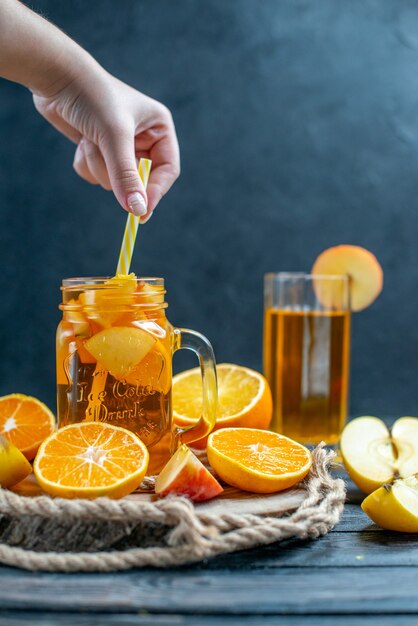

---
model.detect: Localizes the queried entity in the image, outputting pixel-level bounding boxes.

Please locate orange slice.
[0,394,56,460]
[79,273,139,328]
[84,326,156,380]
[63,307,91,338]
[173,364,273,449]
[312,245,383,312]
[34,422,149,499]
[207,428,312,493]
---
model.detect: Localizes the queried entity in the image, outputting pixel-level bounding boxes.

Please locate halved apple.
[84,326,156,380]
[312,245,383,311]
[340,416,418,494]
[392,417,418,479]
[155,444,223,502]
[361,475,418,532]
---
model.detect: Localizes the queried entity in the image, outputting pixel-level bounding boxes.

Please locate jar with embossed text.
[57,276,217,474]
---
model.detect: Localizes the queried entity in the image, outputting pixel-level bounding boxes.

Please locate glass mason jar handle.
[173,328,217,445]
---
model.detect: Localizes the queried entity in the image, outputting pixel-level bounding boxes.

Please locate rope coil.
[0,445,345,572]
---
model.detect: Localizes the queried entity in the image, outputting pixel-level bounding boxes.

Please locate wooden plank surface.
[334,503,376,531]
[12,476,307,517]
[200,530,418,569]
[1,467,417,623]
[0,614,417,626]
[0,567,417,614]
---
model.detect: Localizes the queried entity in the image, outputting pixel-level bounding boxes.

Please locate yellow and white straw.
[116,158,152,275]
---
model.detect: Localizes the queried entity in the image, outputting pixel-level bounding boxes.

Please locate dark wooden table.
[0,469,417,625]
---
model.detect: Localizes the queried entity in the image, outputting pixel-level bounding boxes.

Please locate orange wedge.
[173,364,273,449]
[312,245,383,312]
[79,273,138,328]
[207,428,312,493]
[0,394,56,460]
[33,422,149,499]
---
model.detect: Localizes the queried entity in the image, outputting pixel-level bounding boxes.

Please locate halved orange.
[34,422,149,499]
[207,428,312,493]
[0,394,56,460]
[173,364,273,449]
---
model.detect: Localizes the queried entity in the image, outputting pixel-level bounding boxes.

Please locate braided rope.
[0,445,345,572]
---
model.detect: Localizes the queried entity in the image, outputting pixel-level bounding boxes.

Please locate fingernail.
[127,192,147,217]
[142,211,154,224]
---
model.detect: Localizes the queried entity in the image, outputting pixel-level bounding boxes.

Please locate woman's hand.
[33,69,180,221]
[0,0,179,221]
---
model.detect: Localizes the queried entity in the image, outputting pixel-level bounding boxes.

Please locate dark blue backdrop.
[0,0,417,416]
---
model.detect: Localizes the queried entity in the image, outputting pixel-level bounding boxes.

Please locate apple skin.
[155,445,223,503]
[361,477,418,533]
[0,435,32,488]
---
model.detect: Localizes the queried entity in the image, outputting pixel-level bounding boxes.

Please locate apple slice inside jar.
[84,326,156,380]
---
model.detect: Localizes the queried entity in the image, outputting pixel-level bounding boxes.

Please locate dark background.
[0,0,417,416]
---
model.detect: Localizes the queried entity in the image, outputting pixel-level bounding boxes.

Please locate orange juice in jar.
[57,276,217,474]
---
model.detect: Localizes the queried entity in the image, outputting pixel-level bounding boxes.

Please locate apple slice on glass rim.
[311,245,383,312]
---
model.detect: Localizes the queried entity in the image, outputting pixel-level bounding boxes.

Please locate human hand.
[33,67,180,221]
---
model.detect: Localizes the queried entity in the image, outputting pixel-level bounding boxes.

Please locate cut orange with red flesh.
[312,245,383,312]
[34,422,149,499]
[173,364,273,448]
[0,394,56,460]
[207,428,312,493]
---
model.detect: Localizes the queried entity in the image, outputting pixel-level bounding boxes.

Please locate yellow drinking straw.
[116,158,152,275]
[84,159,151,421]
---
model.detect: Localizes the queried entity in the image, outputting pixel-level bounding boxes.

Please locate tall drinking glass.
[263,273,350,445]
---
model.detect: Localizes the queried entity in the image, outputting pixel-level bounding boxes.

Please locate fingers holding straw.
[116,158,152,276]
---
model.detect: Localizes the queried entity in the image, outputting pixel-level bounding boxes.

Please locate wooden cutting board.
[11,475,306,518]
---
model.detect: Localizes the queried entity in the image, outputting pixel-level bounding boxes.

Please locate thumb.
[99,129,147,216]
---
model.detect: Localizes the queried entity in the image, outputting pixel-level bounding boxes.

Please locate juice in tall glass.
[263,274,350,445]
